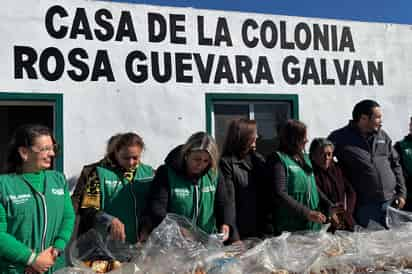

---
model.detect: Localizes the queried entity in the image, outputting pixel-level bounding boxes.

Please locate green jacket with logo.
[0,170,75,274]
[167,167,217,233]
[96,163,154,244]
[274,152,321,233]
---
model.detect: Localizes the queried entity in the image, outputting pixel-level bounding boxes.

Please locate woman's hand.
[30,247,55,273]
[397,197,406,209]
[219,224,230,242]
[330,213,341,226]
[138,228,150,243]
[110,217,126,242]
[307,210,327,224]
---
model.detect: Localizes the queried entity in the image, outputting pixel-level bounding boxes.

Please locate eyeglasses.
[30,144,58,154]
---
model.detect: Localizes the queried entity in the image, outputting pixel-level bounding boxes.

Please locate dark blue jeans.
[355,200,392,228]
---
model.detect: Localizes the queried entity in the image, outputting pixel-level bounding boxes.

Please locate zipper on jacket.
[193,184,199,226]
[128,183,139,242]
[307,177,312,206]
[38,193,48,251]
[20,175,48,251]
[371,134,385,193]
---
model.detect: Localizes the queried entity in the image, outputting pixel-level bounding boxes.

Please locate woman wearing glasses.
[0,124,75,273]
[266,120,327,234]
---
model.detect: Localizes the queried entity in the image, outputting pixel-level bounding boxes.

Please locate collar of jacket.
[404,134,412,142]
[227,154,253,171]
[347,120,379,139]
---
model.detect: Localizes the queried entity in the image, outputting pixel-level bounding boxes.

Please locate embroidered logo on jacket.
[9,194,31,204]
[51,188,64,195]
[105,180,121,186]
[173,188,190,197]
[289,165,301,171]
[201,186,216,193]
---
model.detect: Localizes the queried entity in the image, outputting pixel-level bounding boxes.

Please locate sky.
[109,0,412,25]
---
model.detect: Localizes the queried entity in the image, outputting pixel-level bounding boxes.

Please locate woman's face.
[115,145,142,170]
[298,132,308,152]
[21,135,56,171]
[186,150,211,176]
[312,145,334,170]
[247,130,258,152]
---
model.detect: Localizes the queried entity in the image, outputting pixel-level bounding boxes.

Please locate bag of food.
[69,229,138,273]
[132,213,222,274]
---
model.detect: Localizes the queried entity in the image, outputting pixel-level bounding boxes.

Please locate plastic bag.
[69,229,139,273]
[54,266,96,274]
[226,226,332,274]
[387,207,412,229]
[132,213,223,274]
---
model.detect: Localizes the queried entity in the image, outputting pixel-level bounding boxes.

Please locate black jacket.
[147,145,233,231]
[328,122,406,205]
[220,151,268,241]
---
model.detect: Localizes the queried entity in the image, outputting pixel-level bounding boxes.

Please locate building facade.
[1,0,412,182]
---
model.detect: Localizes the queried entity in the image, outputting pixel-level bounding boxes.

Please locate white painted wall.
[1,0,412,180]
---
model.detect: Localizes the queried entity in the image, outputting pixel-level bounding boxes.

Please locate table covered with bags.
[57,207,412,274]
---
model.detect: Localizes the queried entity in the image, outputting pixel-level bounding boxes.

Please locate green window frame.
[0,92,64,172]
[205,93,299,134]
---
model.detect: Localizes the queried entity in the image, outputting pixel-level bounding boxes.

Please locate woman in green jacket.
[75,132,155,244]
[266,120,327,234]
[0,124,75,274]
[145,132,231,240]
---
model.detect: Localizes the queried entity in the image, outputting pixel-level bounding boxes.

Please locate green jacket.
[398,137,412,178]
[168,167,217,234]
[96,163,154,244]
[274,152,321,233]
[0,170,75,274]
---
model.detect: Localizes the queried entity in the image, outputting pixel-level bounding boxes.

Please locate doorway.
[0,93,63,173]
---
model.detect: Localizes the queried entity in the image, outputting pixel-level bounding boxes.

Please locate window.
[0,93,63,173]
[206,93,298,157]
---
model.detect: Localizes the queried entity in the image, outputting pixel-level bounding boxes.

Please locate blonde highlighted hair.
[179,132,219,172]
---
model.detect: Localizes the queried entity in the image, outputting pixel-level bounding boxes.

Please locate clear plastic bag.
[225,226,333,274]
[54,267,97,274]
[66,209,412,273]
[68,229,139,273]
[387,207,412,229]
[132,213,223,274]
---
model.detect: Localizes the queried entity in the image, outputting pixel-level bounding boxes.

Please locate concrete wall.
[1,0,412,179]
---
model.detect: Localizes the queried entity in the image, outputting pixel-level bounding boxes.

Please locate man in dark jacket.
[328,99,406,228]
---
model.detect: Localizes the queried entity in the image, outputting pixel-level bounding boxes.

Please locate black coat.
[220,151,268,241]
[328,122,406,204]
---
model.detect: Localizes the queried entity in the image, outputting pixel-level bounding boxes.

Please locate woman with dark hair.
[71,133,121,237]
[145,132,232,239]
[220,118,267,242]
[309,138,356,232]
[266,119,326,234]
[75,132,155,244]
[0,124,75,273]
